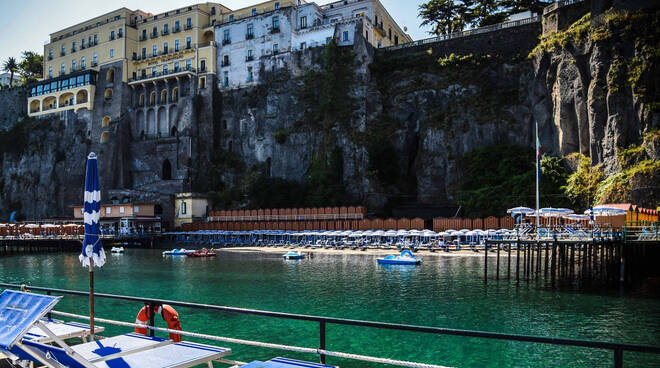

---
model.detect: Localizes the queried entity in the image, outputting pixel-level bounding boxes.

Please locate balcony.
[184,24,192,30]
[161,30,169,36]
[222,38,231,45]
[173,27,181,33]
[81,45,86,50]
[91,62,98,67]
[150,32,158,39]
[139,35,148,41]
[110,35,115,41]
[71,48,76,53]
[48,56,53,61]
[60,51,66,56]
[270,27,280,34]
[118,33,123,39]
[221,60,230,67]
[245,55,254,62]
[246,33,254,40]
[129,67,196,84]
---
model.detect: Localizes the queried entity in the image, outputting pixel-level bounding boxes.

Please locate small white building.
[213,0,411,90]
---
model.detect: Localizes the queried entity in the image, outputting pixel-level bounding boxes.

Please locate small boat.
[162,248,195,256]
[282,251,305,260]
[110,247,124,253]
[377,250,422,265]
[189,248,217,257]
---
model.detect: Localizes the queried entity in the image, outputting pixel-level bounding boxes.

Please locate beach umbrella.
[79,152,104,337]
[563,214,590,220]
[538,207,574,217]
[584,207,627,216]
[507,206,535,215]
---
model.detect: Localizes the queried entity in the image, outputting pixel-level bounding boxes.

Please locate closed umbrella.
[78,152,104,338]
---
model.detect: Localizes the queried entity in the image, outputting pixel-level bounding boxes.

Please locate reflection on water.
[1,249,659,367]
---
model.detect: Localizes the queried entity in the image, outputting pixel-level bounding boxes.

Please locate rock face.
[1,2,658,221]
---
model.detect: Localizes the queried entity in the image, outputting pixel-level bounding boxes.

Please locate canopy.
[538,208,574,217]
[584,207,627,216]
[507,206,535,215]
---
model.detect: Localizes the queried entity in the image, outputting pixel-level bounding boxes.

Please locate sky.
[0,0,433,64]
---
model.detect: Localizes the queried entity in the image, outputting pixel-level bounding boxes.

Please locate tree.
[19,51,43,83]
[2,57,18,87]
[419,0,553,34]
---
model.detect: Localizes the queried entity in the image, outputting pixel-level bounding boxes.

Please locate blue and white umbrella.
[79,152,105,268]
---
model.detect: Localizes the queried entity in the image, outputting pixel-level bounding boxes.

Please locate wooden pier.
[483,239,660,288]
[0,235,153,255]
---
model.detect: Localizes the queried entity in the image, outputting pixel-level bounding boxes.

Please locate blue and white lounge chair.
[0,290,231,368]
[24,318,105,343]
[240,356,336,368]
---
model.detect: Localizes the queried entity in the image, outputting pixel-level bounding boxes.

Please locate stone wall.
[0,88,27,130]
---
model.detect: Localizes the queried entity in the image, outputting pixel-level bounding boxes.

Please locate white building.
[213,0,411,89]
[0,72,21,87]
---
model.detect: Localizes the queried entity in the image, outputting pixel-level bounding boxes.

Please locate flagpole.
[535,120,540,241]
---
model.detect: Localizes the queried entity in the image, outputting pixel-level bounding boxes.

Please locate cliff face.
[1,4,658,220]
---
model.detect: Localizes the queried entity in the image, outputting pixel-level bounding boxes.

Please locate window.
[200,59,206,72]
[223,71,228,86]
[252,8,257,16]
[175,39,180,51]
[273,43,279,54]
[175,20,180,31]
[229,14,234,21]
[142,29,147,40]
[365,30,368,41]
[223,29,230,43]
[48,66,53,78]
[135,206,140,213]
[275,2,280,9]
[106,207,111,215]
[94,34,98,45]
[394,35,399,45]
[247,23,254,38]
[114,15,120,20]
[48,49,53,60]
[71,59,76,71]
[174,61,180,72]
[110,30,115,40]
[247,49,253,61]
[300,16,307,29]
[186,18,192,28]
[118,28,123,38]
[81,56,85,68]
[185,59,191,71]
[163,42,168,53]
[272,16,279,30]
[388,28,392,40]
[343,31,349,41]
[61,45,66,56]
[181,201,187,215]
[119,206,125,214]
[153,44,157,56]
[89,35,93,46]
[93,53,98,66]
[186,37,191,49]
[199,77,206,88]
[152,67,157,76]
[72,41,76,52]
[300,42,306,49]
[152,26,157,36]
[81,39,86,49]
[211,7,216,15]
[163,64,168,74]
[247,66,253,82]
[163,23,169,34]
[222,54,229,66]
[110,48,114,58]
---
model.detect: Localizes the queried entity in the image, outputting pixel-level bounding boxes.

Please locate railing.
[1,282,659,368]
[544,0,584,14]
[150,32,158,39]
[270,27,280,34]
[173,27,181,33]
[383,16,541,52]
[184,24,192,30]
[246,33,255,40]
[208,213,365,222]
[222,38,232,45]
[161,30,170,36]
[246,55,254,62]
[129,68,196,83]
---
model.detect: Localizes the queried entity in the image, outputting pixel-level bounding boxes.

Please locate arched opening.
[157,106,167,136]
[171,87,178,102]
[228,140,232,152]
[150,91,156,106]
[162,159,172,180]
[104,89,113,101]
[76,90,88,104]
[106,68,115,82]
[139,94,145,107]
[101,116,111,128]
[222,120,227,130]
[59,93,74,107]
[161,89,167,104]
[100,131,110,143]
[203,30,214,43]
[169,105,177,131]
[29,100,40,113]
[146,109,156,136]
[42,96,57,111]
[140,130,145,140]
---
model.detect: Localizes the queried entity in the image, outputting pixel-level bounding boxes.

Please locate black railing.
[221,60,230,67]
[270,27,280,34]
[184,24,192,30]
[139,35,148,41]
[246,33,255,40]
[1,282,658,368]
[151,32,158,39]
[161,30,169,36]
[246,55,254,61]
[222,38,231,45]
[173,27,181,33]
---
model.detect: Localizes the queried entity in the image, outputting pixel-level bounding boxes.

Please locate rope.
[51,310,453,368]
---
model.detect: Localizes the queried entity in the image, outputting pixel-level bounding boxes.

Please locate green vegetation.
[530,12,591,57]
[419,0,551,35]
[1,51,43,88]
[563,154,604,210]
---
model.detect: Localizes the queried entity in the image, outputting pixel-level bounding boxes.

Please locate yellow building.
[28,3,228,117]
[174,193,210,229]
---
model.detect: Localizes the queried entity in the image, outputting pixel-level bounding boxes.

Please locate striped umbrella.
[78,152,103,338]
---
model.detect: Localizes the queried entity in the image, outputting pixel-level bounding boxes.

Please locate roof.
[600,203,657,215]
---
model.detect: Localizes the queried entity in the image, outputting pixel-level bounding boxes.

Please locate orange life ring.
[134,304,182,342]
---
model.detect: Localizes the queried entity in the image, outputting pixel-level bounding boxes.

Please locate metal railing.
[1,283,658,368]
[383,16,541,52]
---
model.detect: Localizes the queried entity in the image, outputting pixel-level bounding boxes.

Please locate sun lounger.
[0,290,231,368]
[24,318,105,343]
[239,356,336,368]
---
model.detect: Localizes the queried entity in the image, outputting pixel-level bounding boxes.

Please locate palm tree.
[3,57,19,87]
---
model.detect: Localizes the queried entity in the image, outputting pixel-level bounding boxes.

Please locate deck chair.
[239,356,336,368]
[0,290,231,368]
[24,318,105,343]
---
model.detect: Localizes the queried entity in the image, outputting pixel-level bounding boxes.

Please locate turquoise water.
[1,249,659,367]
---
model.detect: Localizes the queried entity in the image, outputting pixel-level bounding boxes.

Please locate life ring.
[134,304,182,342]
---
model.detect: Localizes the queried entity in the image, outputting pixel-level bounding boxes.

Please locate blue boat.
[377,250,422,265]
[162,248,195,256]
[283,251,305,260]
